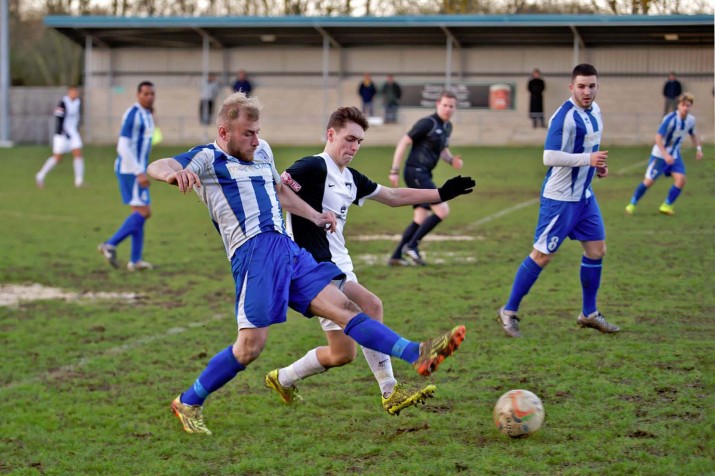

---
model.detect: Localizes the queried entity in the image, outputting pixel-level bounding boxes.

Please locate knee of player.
[330,348,357,366]
[231,338,265,365]
[588,244,607,260]
[433,203,450,219]
[362,296,383,321]
[530,249,552,267]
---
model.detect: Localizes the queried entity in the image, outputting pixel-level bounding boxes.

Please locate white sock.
[73,157,84,186]
[361,347,397,397]
[278,348,325,388]
[37,157,58,180]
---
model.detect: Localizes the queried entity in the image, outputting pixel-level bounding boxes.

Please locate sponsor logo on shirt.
[281,171,301,192]
[227,162,272,177]
[583,132,601,149]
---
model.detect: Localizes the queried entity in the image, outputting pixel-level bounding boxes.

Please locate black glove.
[438,175,476,201]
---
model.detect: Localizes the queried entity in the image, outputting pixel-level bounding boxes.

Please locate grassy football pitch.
[1,143,713,475]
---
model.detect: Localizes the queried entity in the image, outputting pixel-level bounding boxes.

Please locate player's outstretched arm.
[147,158,201,193]
[437,175,475,201]
[372,175,475,207]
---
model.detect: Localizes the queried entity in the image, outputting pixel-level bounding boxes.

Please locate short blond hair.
[217,92,262,128]
[678,92,694,105]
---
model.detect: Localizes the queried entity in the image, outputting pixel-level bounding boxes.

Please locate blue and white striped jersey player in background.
[497,63,620,338]
[97,81,155,271]
[146,92,466,435]
[625,92,703,216]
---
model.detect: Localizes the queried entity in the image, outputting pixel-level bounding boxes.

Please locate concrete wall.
[11,44,714,146]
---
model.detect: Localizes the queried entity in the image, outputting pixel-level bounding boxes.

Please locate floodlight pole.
[84,35,93,141]
[445,36,453,90]
[570,26,584,66]
[322,35,329,142]
[0,0,13,147]
[202,33,209,84]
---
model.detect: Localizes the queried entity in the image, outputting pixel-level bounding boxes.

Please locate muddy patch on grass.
[0,283,140,308]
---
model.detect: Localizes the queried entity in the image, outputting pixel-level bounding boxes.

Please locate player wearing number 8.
[496,63,619,338]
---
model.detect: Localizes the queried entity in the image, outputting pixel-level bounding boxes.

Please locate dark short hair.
[439,90,457,101]
[137,81,154,92]
[571,64,598,81]
[327,106,369,132]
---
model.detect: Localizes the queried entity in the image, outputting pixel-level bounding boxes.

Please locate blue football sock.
[580,256,603,316]
[129,214,146,263]
[181,345,245,406]
[505,256,543,312]
[344,313,420,364]
[631,182,649,205]
[665,185,682,205]
[106,212,144,247]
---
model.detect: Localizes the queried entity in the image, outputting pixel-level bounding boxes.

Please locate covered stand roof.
[45,14,714,49]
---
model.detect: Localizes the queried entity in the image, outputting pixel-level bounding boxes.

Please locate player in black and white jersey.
[35,86,85,188]
[266,106,475,415]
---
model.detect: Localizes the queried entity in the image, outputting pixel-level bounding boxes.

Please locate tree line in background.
[9,0,712,86]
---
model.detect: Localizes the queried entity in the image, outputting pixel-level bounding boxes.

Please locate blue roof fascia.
[44,13,714,29]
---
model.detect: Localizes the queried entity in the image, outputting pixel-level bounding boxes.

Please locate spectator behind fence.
[381,75,402,124]
[199,73,221,125]
[232,69,253,97]
[358,73,377,117]
[528,68,546,128]
[662,71,682,115]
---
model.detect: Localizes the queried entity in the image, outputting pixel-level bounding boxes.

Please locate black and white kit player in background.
[266,106,475,415]
[35,86,86,188]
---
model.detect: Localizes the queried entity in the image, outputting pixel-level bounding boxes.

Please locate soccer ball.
[493,389,545,438]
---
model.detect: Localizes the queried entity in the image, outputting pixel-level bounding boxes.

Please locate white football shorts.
[52,132,83,154]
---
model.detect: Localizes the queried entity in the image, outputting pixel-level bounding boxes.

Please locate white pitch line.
[463,159,650,230]
[0,209,82,222]
[351,233,474,242]
[614,159,648,176]
[466,198,540,230]
[1,313,226,392]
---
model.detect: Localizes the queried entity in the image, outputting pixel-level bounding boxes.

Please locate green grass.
[1,143,713,475]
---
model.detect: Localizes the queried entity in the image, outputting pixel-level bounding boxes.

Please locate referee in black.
[388,90,464,266]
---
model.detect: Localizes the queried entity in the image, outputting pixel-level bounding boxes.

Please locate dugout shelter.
[37,14,715,146]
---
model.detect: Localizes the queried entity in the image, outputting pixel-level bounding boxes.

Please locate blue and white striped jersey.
[650,112,696,160]
[173,139,286,260]
[542,98,603,202]
[116,103,154,174]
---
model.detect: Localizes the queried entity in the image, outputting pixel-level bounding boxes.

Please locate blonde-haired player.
[625,92,703,216]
